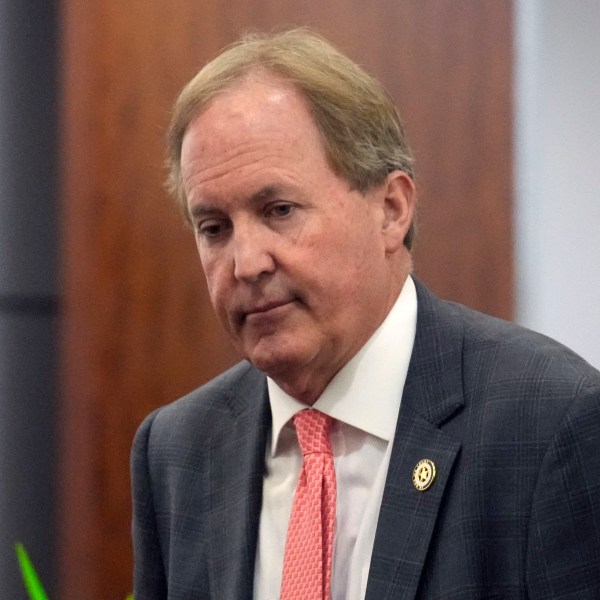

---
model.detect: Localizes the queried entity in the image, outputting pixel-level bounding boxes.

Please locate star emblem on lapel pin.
[412,459,436,491]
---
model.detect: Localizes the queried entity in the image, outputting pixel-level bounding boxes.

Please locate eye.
[267,202,295,218]
[196,219,231,239]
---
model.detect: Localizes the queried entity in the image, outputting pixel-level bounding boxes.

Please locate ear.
[381,170,416,254]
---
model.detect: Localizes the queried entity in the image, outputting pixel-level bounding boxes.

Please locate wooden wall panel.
[59,1,513,598]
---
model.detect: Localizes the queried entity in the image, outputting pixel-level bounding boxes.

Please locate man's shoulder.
[438,297,600,445]
[450,298,600,385]
[413,280,600,430]
[174,359,265,409]
[413,277,599,385]
[411,284,600,464]
[135,360,267,448]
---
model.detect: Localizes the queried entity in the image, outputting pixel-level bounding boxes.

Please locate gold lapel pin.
[412,459,436,491]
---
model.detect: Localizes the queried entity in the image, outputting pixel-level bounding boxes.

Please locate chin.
[245,341,307,380]
[247,351,296,377]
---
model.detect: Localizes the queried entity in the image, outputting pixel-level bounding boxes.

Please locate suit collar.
[366,279,464,600]
[403,278,465,425]
[206,364,270,600]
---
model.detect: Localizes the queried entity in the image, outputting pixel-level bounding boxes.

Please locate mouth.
[239,298,297,325]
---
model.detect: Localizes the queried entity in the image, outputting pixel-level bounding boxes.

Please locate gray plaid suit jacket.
[132,279,600,599]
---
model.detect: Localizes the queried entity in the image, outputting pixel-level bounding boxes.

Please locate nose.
[232,223,276,283]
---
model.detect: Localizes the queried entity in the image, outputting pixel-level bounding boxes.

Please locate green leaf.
[14,543,49,600]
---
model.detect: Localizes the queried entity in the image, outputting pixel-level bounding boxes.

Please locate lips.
[236,298,297,325]
[245,299,294,317]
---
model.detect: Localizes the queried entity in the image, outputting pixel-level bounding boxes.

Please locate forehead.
[180,75,327,187]
[181,73,322,163]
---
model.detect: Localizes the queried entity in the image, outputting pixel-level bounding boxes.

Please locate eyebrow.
[251,185,283,204]
[188,184,286,219]
[189,204,220,219]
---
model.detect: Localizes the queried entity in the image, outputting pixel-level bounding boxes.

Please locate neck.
[272,272,412,405]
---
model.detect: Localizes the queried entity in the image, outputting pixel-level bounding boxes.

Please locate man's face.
[181,74,411,402]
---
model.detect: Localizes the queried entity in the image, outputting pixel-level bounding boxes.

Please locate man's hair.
[167,28,416,249]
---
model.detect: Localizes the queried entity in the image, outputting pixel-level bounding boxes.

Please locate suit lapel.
[366,280,464,600]
[206,365,271,600]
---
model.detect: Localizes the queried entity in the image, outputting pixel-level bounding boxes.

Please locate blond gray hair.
[167,28,416,248]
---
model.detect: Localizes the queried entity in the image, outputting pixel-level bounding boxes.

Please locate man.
[131,29,600,599]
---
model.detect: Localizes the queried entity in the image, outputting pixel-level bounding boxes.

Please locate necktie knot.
[293,409,333,456]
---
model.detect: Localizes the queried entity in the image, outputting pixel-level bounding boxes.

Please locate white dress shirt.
[253,276,417,600]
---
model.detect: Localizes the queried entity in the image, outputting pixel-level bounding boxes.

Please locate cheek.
[198,254,227,309]
[317,239,380,299]
[304,253,357,309]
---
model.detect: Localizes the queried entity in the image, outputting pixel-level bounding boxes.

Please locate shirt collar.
[267,275,417,456]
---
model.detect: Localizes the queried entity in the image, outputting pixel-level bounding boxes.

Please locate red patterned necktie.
[280,409,337,600]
